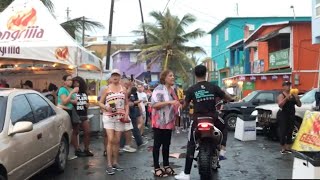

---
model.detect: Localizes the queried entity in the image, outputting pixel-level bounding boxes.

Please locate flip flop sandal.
[154,168,168,177]
[164,166,176,176]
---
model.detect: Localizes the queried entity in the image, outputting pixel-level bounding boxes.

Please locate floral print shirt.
[151,84,178,130]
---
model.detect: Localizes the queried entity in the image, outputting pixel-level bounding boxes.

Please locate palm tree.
[134,9,206,74]
[0,0,103,40]
[61,17,104,39]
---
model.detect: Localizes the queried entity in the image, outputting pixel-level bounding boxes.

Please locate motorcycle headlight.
[251,110,258,116]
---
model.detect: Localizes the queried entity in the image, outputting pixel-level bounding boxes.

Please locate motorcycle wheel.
[198,140,214,180]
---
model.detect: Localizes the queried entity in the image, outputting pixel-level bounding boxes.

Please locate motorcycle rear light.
[197,123,213,131]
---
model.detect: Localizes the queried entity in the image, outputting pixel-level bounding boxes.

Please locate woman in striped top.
[99,69,130,175]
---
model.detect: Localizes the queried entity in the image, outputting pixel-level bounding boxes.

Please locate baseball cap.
[23,80,33,88]
[282,81,292,86]
[111,69,121,76]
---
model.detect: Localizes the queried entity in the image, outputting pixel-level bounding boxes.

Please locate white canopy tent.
[0,0,103,90]
[0,0,102,70]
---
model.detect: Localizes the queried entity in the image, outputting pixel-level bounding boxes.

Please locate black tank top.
[281,92,296,114]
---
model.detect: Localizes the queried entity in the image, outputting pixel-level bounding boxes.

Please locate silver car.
[253,89,317,139]
[0,89,72,180]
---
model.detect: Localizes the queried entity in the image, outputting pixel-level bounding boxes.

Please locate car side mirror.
[9,121,33,136]
[252,99,260,105]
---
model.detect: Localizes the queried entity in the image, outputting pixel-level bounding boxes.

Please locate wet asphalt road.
[30,130,294,180]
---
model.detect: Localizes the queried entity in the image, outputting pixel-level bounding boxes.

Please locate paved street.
[31,130,294,180]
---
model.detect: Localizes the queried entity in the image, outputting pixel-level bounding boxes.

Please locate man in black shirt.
[175,65,232,180]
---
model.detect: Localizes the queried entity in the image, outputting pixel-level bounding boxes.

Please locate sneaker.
[119,148,124,153]
[83,149,94,156]
[106,166,115,175]
[138,140,149,147]
[112,164,124,171]
[123,145,137,153]
[174,171,190,180]
[285,150,292,154]
[219,150,226,157]
[280,150,288,154]
[176,128,180,134]
[219,155,227,160]
[75,149,86,157]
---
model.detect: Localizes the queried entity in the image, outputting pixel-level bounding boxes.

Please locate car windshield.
[242,91,258,102]
[0,96,7,133]
[300,89,316,104]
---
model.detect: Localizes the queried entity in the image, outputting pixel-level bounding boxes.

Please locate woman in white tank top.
[99,69,129,175]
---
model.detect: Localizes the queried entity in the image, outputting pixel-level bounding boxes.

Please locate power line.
[162,0,171,14]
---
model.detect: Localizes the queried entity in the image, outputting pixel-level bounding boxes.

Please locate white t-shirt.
[137,91,148,112]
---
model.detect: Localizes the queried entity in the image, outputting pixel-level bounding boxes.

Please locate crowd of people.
[0,65,231,179]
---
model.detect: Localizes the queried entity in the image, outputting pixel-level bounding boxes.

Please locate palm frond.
[61,17,104,32]
[181,46,206,55]
[41,0,54,13]
[182,28,206,40]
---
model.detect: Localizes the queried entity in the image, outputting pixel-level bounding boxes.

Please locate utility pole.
[290,5,296,19]
[236,3,239,16]
[82,16,85,47]
[138,0,147,44]
[106,0,115,70]
[66,7,71,21]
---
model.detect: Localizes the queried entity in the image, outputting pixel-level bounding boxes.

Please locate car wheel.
[54,136,69,173]
[0,174,6,180]
[225,113,238,131]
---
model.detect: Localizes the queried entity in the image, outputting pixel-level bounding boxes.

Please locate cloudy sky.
[51,0,312,59]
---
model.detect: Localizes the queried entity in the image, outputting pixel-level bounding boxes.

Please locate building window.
[224,28,229,41]
[215,35,219,46]
[129,53,137,63]
[280,39,290,49]
[316,0,320,17]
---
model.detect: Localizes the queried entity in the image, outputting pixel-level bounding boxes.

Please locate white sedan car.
[0,89,72,180]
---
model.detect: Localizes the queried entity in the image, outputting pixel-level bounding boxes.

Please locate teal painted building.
[209,17,310,86]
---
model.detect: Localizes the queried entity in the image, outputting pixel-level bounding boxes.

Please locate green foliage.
[134,9,206,74]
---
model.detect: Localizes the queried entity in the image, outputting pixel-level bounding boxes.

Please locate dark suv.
[221,90,281,130]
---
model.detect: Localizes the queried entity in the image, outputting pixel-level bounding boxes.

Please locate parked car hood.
[255,102,316,120]
[224,101,250,109]
[255,103,278,111]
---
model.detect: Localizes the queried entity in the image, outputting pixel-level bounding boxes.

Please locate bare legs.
[105,129,122,167]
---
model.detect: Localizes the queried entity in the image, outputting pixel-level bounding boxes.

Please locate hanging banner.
[243,81,255,90]
[261,75,267,80]
[292,110,320,151]
[272,75,278,80]
[269,48,290,69]
[250,76,256,81]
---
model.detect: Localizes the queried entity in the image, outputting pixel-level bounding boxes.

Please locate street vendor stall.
[0,0,102,91]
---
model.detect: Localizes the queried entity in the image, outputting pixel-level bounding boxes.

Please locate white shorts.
[124,117,133,131]
[102,115,126,132]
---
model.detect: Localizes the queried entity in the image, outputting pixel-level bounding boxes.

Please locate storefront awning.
[256,27,291,42]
